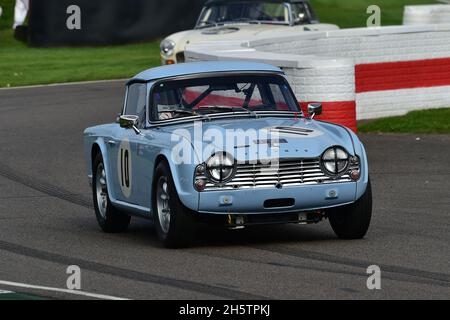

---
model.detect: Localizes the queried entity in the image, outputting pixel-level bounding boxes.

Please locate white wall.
[404,5,450,25]
[251,25,450,64]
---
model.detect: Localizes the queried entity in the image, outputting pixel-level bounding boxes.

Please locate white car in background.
[160,0,339,65]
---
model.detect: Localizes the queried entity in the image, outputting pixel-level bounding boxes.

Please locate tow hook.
[226,214,246,230]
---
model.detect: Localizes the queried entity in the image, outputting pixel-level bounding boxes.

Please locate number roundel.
[117,139,132,198]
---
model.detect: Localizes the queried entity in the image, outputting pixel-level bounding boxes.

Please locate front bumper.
[198,182,357,214]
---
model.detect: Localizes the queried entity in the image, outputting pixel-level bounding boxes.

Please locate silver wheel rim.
[156,176,171,234]
[95,163,108,219]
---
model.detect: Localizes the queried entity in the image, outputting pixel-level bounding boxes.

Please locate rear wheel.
[92,153,131,233]
[328,179,372,239]
[153,161,195,248]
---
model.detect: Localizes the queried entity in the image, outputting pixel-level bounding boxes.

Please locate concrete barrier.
[404,5,450,25]
[186,24,450,130]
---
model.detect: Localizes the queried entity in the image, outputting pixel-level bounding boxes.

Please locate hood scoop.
[202,27,240,35]
[270,126,315,136]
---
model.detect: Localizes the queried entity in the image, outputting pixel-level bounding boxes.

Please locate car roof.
[129,61,283,84]
[205,0,309,5]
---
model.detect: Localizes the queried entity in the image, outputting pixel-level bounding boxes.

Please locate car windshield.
[196,1,292,27]
[151,74,301,121]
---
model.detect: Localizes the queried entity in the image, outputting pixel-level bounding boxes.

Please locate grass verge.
[358,108,450,134]
[0,30,160,87]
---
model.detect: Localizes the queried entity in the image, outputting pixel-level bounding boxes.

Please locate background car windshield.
[197,1,290,26]
[151,75,300,121]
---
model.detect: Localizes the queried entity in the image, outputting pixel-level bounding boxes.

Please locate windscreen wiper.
[222,18,261,25]
[195,22,220,29]
[201,106,259,118]
[168,110,212,122]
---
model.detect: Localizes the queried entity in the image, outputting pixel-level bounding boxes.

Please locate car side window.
[125,83,147,126]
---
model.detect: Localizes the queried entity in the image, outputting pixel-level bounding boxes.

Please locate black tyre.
[328,179,372,240]
[152,161,195,248]
[92,153,131,233]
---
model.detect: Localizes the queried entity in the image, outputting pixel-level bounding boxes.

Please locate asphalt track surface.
[0,81,449,300]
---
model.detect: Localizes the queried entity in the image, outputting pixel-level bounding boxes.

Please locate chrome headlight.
[321,147,349,176]
[205,152,236,183]
[160,39,175,58]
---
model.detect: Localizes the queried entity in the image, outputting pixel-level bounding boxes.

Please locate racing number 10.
[120,148,130,188]
[117,141,132,198]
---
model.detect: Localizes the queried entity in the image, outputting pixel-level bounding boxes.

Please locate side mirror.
[307,103,322,119]
[119,115,141,134]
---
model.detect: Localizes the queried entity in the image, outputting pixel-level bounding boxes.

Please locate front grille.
[204,158,353,191]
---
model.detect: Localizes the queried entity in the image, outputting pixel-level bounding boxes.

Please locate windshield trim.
[195,20,290,30]
[195,1,295,28]
[147,72,303,127]
[149,111,303,128]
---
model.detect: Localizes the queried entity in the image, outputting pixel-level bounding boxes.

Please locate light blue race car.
[84,61,372,248]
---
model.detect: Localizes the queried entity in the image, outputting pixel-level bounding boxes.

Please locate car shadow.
[119,219,337,249]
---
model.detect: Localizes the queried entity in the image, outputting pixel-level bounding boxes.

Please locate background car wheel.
[153,161,195,248]
[328,178,372,240]
[92,153,131,233]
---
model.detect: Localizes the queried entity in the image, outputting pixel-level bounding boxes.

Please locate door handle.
[107,140,117,145]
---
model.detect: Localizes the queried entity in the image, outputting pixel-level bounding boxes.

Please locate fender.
[345,128,370,200]
[155,134,201,212]
[92,137,118,204]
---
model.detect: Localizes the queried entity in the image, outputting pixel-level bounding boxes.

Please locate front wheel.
[153,161,195,248]
[328,179,372,240]
[92,153,131,233]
